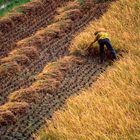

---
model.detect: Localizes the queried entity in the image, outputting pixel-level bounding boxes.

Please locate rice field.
[0,0,139,139]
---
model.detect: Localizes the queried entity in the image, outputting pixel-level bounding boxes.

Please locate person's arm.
[93,37,98,43]
[88,36,98,48]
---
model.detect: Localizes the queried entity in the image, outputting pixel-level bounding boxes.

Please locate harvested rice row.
[0,1,82,85]
[0,56,109,139]
[0,0,67,57]
[0,56,83,134]
[0,1,109,103]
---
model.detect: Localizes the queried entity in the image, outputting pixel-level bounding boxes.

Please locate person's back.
[96,31,109,40]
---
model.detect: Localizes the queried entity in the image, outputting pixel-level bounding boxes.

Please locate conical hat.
[94,28,106,35]
[96,28,106,32]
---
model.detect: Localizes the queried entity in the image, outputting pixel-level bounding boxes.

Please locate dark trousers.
[98,38,117,62]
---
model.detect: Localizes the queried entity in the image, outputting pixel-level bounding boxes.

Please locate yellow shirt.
[96,32,109,40]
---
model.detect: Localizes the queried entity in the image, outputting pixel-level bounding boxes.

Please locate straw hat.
[94,28,106,35]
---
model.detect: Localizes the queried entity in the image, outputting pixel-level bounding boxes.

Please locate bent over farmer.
[90,28,117,63]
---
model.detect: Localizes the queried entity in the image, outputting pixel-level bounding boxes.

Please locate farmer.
[90,28,117,63]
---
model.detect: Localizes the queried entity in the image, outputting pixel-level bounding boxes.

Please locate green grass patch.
[0,0,31,16]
